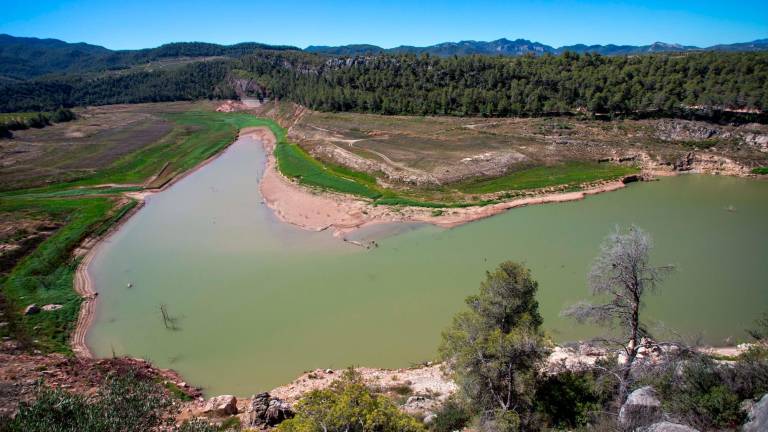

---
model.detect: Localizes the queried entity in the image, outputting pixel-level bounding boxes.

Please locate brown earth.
[250,101,768,190]
[254,125,630,235]
[0,101,217,191]
[0,351,200,419]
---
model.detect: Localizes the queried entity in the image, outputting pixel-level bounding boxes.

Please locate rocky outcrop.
[655,120,721,142]
[743,393,768,432]
[644,421,699,432]
[23,304,39,315]
[401,395,440,418]
[41,304,63,311]
[743,133,768,153]
[241,392,293,428]
[673,151,750,175]
[202,395,238,416]
[619,386,663,430]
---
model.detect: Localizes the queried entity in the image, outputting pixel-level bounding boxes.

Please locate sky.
[1,0,766,50]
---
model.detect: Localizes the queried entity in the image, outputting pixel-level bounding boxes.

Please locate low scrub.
[278,369,425,432]
[638,353,768,430]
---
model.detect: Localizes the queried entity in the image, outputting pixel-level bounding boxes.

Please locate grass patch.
[276,140,383,199]
[375,196,499,208]
[163,381,194,402]
[752,167,768,175]
[0,112,40,122]
[457,162,638,195]
[0,196,122,352]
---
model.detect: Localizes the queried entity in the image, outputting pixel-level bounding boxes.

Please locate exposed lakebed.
[87,135,768,395]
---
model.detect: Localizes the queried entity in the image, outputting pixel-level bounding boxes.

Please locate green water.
[88,136,768,396]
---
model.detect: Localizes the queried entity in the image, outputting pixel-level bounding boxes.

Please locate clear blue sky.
[1,0,766,50]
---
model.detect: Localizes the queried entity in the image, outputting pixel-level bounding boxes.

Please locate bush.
[535,371,604,429]
[430,398,472,432]
[640,354,768,430]
[278,369,425,432]
[50,107,76,123]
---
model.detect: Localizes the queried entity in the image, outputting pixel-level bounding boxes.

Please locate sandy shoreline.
[253,125,630,235]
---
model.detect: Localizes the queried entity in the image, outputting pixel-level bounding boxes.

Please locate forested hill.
[0,34,299,80]
[306,37,768,57]
[3,34,767,82]
[1,45,766,122]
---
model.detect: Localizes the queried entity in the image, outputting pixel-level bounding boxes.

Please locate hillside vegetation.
[1,48,766,121]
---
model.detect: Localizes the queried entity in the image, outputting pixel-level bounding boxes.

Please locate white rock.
[644,421,699,432]
[202,395,238,416]
[743,393,768,432]
[619,386,662,429]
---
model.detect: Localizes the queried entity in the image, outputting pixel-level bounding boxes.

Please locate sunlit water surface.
[88,136,768,395]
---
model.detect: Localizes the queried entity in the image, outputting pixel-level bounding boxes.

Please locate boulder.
[644,421,699,432]
[41,304,63,312]
[202,395,238,416]
[265,399,294,426]
[618,386,662,429]
[402,395,440,416]
[243,392,293,427]
[23,304,40,315]
[743,393,768,432]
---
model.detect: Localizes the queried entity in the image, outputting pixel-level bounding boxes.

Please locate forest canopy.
[1,50,765,119]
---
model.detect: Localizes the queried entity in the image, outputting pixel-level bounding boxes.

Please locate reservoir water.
[87,135,768,395]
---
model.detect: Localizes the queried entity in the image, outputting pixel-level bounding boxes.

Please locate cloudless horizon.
[1,0,767,50]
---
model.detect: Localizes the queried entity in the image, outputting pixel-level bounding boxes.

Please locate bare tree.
[562,225,673,401]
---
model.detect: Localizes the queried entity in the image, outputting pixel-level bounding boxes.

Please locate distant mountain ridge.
[2,34,767,81]
[0,34,299,80]
[306,37,768,57]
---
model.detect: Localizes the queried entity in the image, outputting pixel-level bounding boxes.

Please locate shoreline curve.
[70,125,631,358]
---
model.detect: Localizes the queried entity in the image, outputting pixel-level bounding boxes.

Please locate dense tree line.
[1,50,765,120]
[0,107,75,138]
[0,60,236,112]
[271,51,767,117]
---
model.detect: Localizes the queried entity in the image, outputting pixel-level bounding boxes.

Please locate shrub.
[641,354,768,430]
[1,373,174,432]
[278,369,425,432]
[536,371,604,429]
[430,398,472,432]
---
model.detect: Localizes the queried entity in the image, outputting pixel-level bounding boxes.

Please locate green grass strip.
[457,162,638,195]
[0,197,123,353]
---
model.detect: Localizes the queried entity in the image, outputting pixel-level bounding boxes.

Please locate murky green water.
[88,136,768,396]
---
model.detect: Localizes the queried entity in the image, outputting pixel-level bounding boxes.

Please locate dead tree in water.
[159,304,179,330]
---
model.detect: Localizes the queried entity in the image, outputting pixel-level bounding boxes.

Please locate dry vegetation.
[0,101,218,191]
[253,102,768,196]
